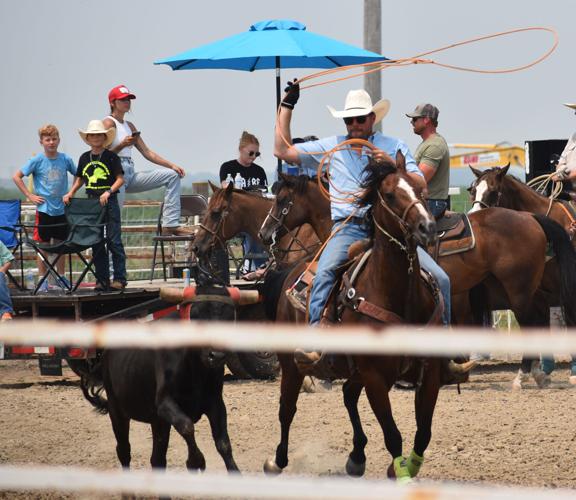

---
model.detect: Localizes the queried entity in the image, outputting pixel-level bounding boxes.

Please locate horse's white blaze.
[397,178,431,221]
[469,180,488,213]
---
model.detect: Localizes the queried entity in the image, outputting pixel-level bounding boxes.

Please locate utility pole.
[364,0,382,131]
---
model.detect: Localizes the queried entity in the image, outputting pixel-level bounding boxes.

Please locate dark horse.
[261,159,455,483]
[80,282,239,473]
[260,174,576,330]
[193,181,321,269]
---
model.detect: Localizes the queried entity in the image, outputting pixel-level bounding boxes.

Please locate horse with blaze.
[80,282,239,473]
[261,156,450,482]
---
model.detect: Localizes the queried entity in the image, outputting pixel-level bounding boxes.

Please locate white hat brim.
[564,103,576,110]
[327,99,390,124]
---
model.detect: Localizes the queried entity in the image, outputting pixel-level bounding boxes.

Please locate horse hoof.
[263,457,282,475]
[345,456,365,477]
[301,376,316,393]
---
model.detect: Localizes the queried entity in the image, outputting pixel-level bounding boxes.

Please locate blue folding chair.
[0,199,24,289]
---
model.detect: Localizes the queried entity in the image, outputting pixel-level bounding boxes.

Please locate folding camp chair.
[0,199,25,289]
[149,194,207,282]
[24,198,108,294]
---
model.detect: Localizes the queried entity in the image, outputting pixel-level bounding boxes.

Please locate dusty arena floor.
[0,359,575,498]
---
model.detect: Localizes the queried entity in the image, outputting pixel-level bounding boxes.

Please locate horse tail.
[79,356,109,415]
[533,214,576,326]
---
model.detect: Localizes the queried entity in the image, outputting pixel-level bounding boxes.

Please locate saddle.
[432,211,475,257]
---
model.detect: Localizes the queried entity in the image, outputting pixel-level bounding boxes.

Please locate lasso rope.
[276,27,559,206]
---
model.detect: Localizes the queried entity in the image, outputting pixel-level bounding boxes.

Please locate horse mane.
[276,175,328,196]
[359,159,398,206]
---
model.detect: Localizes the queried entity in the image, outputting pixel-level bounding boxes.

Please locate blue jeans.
[417,247,451,325]
[427,199,448,219]
[308,223,451,326]
[542,356,576,375]
[241,233,267,272]
[309,221,371,325]
[93,195,127,285]
[117,158,182,228]
[0,272,14,314]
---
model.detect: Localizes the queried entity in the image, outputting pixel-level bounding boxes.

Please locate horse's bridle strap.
[355,299,404,324]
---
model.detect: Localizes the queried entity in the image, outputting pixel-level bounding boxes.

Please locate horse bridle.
[372,190,427,273]
[198,208,230,249]
[469,180,503,209]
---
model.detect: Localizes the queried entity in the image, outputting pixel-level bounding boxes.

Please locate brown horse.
[468,164,575,239]
[260,160,458,482]
[260,174,576,330]
[468,164,576,327]
[193,181,320,270]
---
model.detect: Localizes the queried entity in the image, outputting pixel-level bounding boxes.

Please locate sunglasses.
[248,151,261,158]
[410,116,424,123]
[343,115,368,125]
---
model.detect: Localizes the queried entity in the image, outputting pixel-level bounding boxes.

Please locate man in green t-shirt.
[406,103,450,218]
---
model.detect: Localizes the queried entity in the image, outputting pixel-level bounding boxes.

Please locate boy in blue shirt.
[13,124,76,287]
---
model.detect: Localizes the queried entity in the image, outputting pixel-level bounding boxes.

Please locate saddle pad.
[435,213,475,257]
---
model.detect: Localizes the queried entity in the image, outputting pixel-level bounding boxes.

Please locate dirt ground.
[0,358,575,499]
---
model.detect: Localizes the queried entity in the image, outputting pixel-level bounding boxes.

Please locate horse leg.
[263,354,304,474]
[205,393,240,472]
[342,380,367,477]
[362,371,410,483]
[409,361,441,478]
[157,396,206,471]
[150,419,171,469]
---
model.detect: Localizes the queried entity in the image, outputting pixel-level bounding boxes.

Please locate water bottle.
[224,173,233,187]
[25,269,35,290]
[234,172,244,190]
[183,268,191,287]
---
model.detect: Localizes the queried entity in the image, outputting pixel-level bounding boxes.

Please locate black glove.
[281,79,300,109]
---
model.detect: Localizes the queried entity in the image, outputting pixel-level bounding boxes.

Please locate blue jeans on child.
[0,272,14,314]
[242,233,268,272]
[92,195,127,285]
[308,221,451,326]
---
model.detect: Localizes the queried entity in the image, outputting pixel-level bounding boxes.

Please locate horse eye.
[385,192,395,202]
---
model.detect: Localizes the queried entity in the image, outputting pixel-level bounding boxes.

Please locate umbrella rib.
[325,56,342,67]
[174,60,197,70]
[248,57,260,72]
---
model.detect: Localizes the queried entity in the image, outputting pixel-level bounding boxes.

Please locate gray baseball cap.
[406,103,439,121]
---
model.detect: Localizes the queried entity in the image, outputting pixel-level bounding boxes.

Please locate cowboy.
[274,82,452,365]
[552,103,576,189]
[406,103,450,219]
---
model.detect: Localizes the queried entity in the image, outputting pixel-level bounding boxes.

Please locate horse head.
[193,181,236,258]
[467,164,510,213]
[259,174,319,245]
[361,155,436,248]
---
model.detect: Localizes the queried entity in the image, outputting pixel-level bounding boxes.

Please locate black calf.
[80,283,239,473]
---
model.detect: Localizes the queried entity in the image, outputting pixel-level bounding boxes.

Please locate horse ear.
[225,181,234,195]
[469,166,483,178]
[396,150,406,172]
[499,163,510,177]
[208,180,220,194]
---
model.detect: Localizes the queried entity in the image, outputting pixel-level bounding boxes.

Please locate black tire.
[225,353,253,379]
[237,351,280,380]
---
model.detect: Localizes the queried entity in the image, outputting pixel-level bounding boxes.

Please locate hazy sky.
[1,0,574,185]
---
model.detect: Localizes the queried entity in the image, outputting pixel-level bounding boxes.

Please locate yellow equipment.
[449,143,525,169]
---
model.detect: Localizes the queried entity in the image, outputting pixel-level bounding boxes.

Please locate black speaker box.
[525,139,567,182]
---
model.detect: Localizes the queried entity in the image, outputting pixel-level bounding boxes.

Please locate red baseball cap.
[108,85,136,103]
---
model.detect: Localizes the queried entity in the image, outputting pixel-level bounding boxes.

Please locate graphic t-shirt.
[77,149,123,196]
[20,153,77,216]
[219,160,268,190]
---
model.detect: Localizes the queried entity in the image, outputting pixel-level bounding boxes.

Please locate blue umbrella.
[155,19,387,171]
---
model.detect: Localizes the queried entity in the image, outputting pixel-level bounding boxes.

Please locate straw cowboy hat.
[564,103,576,110]
[78,120,116,147]
[327,89,390,124]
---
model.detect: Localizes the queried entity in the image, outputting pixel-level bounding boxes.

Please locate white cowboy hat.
[78,120,116,147]
[563,103,576,110]
[327,89,390,124]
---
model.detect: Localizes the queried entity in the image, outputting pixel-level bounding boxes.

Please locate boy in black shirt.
[64,120,127,291]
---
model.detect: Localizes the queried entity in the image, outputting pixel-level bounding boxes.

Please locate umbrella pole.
[276,56,283,177]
